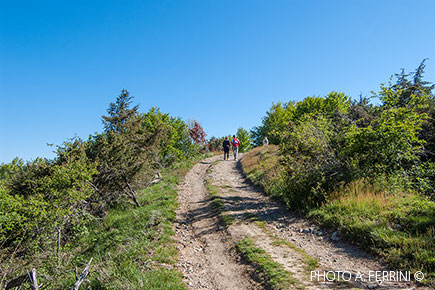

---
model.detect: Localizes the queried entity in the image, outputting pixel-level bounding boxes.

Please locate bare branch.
[125,182,141,207]
[73,258,93,290]
[27,268,39,290]
[149,171,162,185]
[85,180,100,192]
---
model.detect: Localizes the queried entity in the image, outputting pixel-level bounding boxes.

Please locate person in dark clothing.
[223,136,231,160]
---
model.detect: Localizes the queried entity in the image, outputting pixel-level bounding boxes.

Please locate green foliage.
[347,96,376,127]
[280,115,349,209]
[345,105,427,176]
[86,93,198,209]
[141,108,198,166]
[251,92,350,146]
[102,89,139,133]
[250,63,433,208]
[251,102,295,146]
[236,127,253,153]
[293,92,350,120]
[0,148,97,247]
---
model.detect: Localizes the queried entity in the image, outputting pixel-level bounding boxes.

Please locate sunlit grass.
[236,237,302,290]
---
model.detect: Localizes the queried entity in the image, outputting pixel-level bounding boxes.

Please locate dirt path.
[174,155,426,289]
[174,156,259,290]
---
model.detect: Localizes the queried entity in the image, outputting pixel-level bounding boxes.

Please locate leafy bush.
[0,150,97,248]
[280,115,350,210]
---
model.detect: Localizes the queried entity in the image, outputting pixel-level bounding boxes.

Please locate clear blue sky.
[1,0,434,163]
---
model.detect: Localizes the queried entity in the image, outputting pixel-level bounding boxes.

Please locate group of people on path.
[223,135,240,161]
[222,136,269,161]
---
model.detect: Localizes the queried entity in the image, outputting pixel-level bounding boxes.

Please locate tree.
[102,89,139,133]
[189,120,207,145]
[208,136,225,152]
[140,107,196,166]
[345,76,429,177]
[236,127,253,153]
[251,102,294,146]
[88,90,152,207]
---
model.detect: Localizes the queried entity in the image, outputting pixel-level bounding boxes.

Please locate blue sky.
[1,0,434,163]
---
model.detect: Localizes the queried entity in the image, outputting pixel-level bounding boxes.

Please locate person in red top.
[231,135,241,161]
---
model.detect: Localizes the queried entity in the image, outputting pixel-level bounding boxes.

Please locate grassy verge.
[241,146,435,286]
[236,237,302,290]
[308,183,435,283]
[1,156,209,289]
[55,159,204,289]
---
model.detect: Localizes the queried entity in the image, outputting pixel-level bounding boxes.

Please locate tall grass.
[309,180,435,282]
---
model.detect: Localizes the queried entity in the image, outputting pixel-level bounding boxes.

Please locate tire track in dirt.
[174,156,259,290]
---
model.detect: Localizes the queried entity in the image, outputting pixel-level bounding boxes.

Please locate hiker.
[223,136,231,160]
[231,135,241,161]
[263,137,269,146]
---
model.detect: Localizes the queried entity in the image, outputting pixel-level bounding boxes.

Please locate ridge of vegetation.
[241,61,435,286]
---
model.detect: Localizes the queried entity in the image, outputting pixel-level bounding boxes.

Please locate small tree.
[102,89,139,133]
[89,90,153,207]
[236,127,253,152]
[189,120,207,145]
[251,102,294,146]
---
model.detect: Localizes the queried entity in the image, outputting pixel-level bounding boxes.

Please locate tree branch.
[73,258,93,290]
[27,268,39,290]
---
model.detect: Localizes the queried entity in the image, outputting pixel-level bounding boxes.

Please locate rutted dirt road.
[174,155,426,289]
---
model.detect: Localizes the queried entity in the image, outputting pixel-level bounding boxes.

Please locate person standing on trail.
[231,135,240,161]
[223,136,231,160]
[263,136,269,146]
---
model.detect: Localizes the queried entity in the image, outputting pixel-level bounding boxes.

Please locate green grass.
[204,177,236,226]
[236,237,302,290]
[221,213,236,225]
[270,239,318,272]
[205,178,223,211]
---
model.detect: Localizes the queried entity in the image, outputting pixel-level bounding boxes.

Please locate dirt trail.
[174,155,426,290]
[174,157,258,290]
